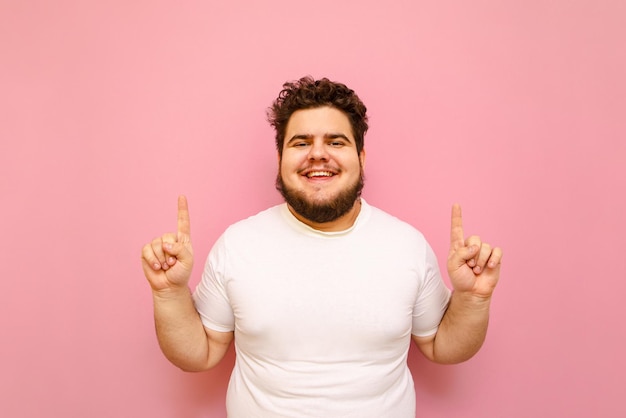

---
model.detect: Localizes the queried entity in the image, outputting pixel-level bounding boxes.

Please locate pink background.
[1,1,624,417]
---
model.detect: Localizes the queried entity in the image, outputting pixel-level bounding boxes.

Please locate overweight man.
[141,76,502,417]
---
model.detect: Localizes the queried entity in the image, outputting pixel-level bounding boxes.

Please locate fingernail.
[474,266,481,274]
[168,257,175,265]
[164,243,173,250]
[162,263,169,270]
[153,263,160,270]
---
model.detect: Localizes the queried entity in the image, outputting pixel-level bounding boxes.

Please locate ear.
[359,148,366,169]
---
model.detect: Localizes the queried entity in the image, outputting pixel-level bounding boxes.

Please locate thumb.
[448,244,478,268]
[163,241,194,266]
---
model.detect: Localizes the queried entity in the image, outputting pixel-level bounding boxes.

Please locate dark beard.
[275,171,364,224]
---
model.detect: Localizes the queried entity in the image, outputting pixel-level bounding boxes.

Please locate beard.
[275,168,365,224]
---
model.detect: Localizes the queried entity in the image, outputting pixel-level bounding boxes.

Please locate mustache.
[296,164,341,175]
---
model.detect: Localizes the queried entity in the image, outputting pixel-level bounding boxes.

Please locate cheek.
[280,152,306,171]
[345,155,364,172]
[278,156,298,180]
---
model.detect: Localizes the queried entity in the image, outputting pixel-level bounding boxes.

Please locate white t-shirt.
[193,200,451,418]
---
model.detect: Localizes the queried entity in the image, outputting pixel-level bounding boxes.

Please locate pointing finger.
[177,195,191,241]
[450,203,465,250]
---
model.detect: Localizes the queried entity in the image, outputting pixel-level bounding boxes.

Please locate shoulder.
[364,202,426,241]
[220,204,288,241]
[207,205,287,259]
[359,202,438,263]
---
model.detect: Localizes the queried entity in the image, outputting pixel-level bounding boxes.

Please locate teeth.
[307,171,334,178]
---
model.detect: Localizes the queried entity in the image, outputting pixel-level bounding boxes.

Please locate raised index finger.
[177,195,191,240]
[450,203,465,250]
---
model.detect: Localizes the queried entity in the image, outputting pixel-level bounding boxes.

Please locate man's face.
[276,106,365,226]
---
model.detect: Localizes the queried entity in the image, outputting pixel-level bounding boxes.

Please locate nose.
[308,139,329,161]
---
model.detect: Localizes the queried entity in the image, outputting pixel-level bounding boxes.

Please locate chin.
[276,173,364,224]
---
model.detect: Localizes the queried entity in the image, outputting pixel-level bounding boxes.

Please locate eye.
[330,141,345,147]
[293,142,309,148]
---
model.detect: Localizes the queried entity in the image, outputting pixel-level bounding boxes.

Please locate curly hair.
[268,76,369,156]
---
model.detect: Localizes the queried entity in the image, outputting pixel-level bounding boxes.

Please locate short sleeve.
[411,242,452,337]
[192,234,235,332]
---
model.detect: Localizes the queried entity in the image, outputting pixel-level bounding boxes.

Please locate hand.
[447,204,502,299]
[141,196,194,293]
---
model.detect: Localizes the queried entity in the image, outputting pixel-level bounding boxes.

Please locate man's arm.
[412,291,490,364]
[413,204,502,364]
[152,287,233,371]
[141,196,233,372]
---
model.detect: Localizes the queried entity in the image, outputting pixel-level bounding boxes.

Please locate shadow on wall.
[165,347,236,417]
[408,344,458,396]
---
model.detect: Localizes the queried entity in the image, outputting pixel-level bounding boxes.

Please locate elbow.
[430,351,477,365]
[413,333,484,365]
[164,353,214,373]
[177,363,211,373]
[429,341,484,365]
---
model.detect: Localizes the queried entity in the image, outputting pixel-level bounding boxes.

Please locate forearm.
[152,286,211,372]
[429,291,491,364]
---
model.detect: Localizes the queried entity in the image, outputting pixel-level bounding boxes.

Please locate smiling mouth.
[305,171,335,178]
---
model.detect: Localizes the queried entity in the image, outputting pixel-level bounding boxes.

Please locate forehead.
[285,106,353,137]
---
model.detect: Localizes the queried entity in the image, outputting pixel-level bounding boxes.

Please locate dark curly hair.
[268,76,369,157]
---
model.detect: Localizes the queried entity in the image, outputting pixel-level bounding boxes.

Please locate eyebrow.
[286,133,353,144]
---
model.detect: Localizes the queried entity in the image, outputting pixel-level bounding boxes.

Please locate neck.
[288,199,362,232]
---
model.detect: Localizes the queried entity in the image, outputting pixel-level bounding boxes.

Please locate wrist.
[451,290,492,309]
[152,285,191,302]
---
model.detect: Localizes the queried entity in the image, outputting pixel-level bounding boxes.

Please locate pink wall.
[1,1,624,417]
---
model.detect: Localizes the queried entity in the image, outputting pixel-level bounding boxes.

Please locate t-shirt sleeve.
[192,234,235,332]
[411,241,452,337]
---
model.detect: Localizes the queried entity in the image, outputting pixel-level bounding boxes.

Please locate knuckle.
[465,235,481,245]
[163,233,177,242]
[478,248,491,261]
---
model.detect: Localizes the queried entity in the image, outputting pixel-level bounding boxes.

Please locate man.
[141,77,502,417]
